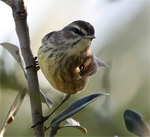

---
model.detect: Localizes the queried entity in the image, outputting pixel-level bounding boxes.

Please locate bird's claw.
[25,56,40,71]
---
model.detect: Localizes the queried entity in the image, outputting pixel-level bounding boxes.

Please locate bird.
[31,20,107,128]
[38,20,107,95]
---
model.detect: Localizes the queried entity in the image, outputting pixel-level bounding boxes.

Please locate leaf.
[50,93,109,126]
[0,42,27,77]
[123,109,150,137]
[61,118,87,134]
[0,88,26,137]
[40,90,53,109]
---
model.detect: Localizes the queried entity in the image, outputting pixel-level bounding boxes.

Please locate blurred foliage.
[0,88,26,137]
[124,109,150,137]
[0,0,149,136]
[0,51,25,90]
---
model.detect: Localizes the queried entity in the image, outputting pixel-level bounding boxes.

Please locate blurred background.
[0,0,149,136]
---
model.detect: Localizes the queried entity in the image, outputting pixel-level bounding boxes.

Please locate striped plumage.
[38,20,106,95]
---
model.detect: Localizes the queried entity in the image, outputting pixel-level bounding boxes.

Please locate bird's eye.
[72,27,80,34]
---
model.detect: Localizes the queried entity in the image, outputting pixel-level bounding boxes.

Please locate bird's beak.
[84,35,95,39]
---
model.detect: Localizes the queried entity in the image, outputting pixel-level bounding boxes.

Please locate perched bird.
[38,20,107,95]
[31,20,107,128]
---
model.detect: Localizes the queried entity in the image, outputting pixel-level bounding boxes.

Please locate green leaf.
[124,109,150,137]
[0,42,26,77]
[40,90,53,109]
[0,88,26,137]
[50,93,109,126]
[61,118,87,134]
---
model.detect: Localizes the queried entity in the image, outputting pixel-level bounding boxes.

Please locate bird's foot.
[25,56,40,71]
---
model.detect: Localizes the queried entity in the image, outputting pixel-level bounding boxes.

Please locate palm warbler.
[38,20,107,95]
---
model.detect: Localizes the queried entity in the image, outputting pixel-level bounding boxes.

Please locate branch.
[49,124,60,137]
[2,0,45,136]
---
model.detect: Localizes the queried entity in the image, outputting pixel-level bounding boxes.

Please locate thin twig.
[31,94,71,128]
[2,0,45,136]
[1,0,11,6]
[49,123,60,137]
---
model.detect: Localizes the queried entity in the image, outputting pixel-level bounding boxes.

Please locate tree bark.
[2,0,45,136]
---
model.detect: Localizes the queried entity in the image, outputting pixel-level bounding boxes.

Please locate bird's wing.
[79,56,108,77]
[42,31,56,45]
[79,50,98,77]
